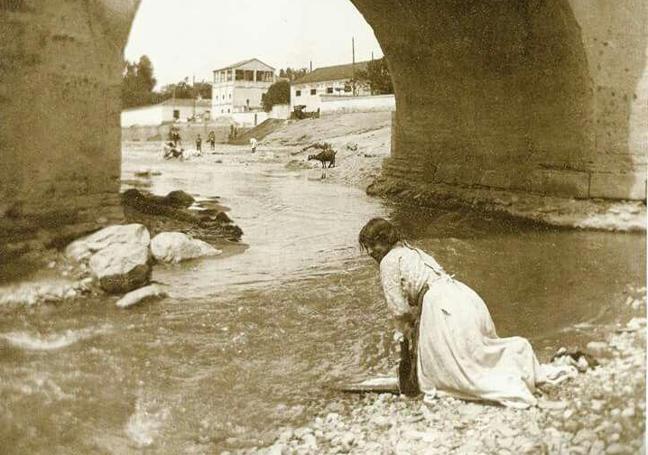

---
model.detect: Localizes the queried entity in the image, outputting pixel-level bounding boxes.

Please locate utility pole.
[352,37,356,96]
[172,84,176,121]
[192,74,196,119]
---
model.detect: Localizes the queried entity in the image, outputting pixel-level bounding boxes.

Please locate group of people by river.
[163,126,218,160]
[163,126,260,160]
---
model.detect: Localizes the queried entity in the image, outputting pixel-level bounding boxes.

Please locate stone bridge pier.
[355,0,647,200]
[1,0,646,257]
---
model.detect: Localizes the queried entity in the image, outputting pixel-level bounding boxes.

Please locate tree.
[355,58,393,95]
[136,55,156,93]
[158,78,193,100]
[278,67,308,82]
[262,80,290,112]
[121,56,213,108]
[156,79,212,102]
[194,82,212,99]
[121,55,158,108]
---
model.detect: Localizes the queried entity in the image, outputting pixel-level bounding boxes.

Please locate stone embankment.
[243,290,646,455]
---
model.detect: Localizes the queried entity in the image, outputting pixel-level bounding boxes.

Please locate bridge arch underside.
[0,0,646,256]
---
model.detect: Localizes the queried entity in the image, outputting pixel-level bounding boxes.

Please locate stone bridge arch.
[1,0,646,256]
[354,0,647,200]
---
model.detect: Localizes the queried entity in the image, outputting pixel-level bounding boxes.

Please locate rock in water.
[89,244,151,294]
[116,284,167,309]
[164,190,195,208]
[150,232,221,263]
[66,224,151,262]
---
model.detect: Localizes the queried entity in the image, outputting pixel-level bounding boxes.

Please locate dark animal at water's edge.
[308,149,337,168]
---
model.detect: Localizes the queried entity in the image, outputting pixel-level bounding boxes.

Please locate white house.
[290,61,372,112]
[212,58,276,116]
[121,98,211,127]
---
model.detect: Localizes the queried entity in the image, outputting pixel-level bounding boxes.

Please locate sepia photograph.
[0,0,646,453]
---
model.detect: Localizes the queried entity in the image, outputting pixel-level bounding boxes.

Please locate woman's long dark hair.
[358,217,402,251]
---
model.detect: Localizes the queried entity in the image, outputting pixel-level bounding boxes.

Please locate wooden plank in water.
[335,376,400,394]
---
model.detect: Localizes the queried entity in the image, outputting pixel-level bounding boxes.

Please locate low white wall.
[121,105,164,127]
[121,104,210,127]
[269,104,291,119]
[231,111,269,126]
[319,94,395,114]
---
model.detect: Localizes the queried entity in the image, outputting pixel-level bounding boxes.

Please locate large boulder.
[150,232,221,263]
[66,224,151,262]
[89,244,151,294]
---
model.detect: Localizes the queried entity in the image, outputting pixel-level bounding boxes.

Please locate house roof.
[292,61,371,85]
[213,58,275,72]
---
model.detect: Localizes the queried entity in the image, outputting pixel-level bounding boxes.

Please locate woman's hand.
[401,323,415,342]
[393,313,416,342]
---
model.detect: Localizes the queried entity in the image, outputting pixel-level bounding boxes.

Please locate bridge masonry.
[0,1,137,258]
[357,0,647,201]
[0,0,646,258]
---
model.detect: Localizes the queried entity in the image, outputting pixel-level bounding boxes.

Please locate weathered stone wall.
[1,0,645,258]
[568,0,647,198]
[0,0,138,257]
[352,0,647,200]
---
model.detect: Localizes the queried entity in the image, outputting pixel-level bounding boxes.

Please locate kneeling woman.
[359,218,572,408]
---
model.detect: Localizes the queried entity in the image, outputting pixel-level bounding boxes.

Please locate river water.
[0,146,644,454]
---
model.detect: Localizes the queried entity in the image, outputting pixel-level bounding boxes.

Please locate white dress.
[380,243,572,408]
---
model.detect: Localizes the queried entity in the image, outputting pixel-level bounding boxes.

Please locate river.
[0,145,644,454]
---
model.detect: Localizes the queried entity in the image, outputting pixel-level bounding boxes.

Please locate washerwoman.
[359,217,575,408]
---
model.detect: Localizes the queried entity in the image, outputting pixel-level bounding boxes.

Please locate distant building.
[121,98,211,127]
[290,61,372,112]
[212,58,276,116]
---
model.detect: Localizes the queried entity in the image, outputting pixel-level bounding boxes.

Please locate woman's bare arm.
[393,312,416,340]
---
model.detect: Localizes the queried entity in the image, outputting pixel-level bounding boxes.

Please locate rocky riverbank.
[258,111,646,232]
[240,288,646,455]
[367,178,646,233]
[263,112,391,191]
[0,189,242,308]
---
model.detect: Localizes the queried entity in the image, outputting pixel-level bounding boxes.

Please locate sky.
[125,0,383,89]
